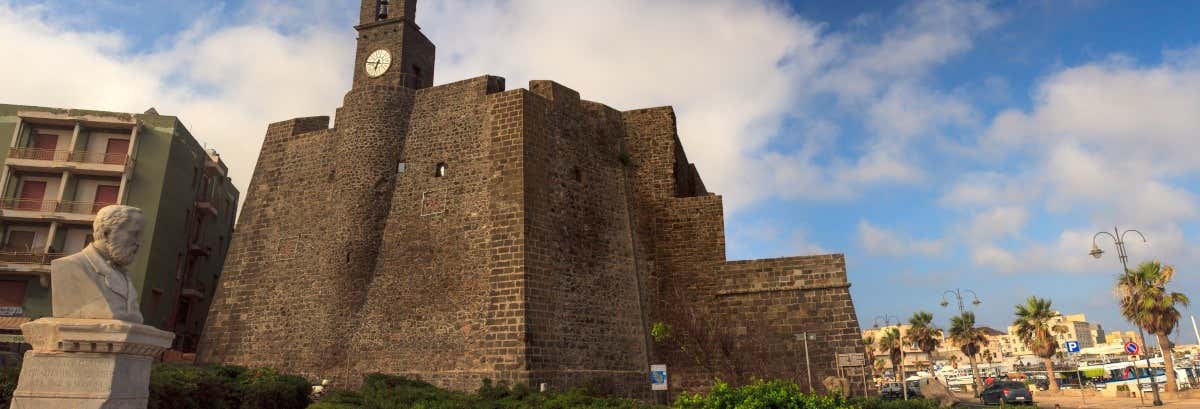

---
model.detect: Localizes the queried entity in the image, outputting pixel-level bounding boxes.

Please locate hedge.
[0,362,310,409]
[674,380,944,409]
[311,374,661,409]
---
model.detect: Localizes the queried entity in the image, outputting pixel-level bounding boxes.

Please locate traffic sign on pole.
[1124,341,1140,355]
[1065,340,1080,353]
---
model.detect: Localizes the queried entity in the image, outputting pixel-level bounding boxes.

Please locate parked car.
[980,381,1035,406]
[880,381,922,400]
[1031,378,1049,391]
[880,382,903,399]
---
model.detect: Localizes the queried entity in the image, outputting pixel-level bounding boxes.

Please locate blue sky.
[2,0,1199,343]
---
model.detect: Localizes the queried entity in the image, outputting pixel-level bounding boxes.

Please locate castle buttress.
[199,0,864,396]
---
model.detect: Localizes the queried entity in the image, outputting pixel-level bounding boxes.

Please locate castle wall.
[521,81,650,395]
[199,74,864,399]
[618,106,864,395]
[198,117,337,373]
[345,76,515,390]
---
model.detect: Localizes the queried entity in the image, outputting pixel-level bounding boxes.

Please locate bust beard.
[92,240,136,267]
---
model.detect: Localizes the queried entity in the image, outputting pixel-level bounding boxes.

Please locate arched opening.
[376,0,390,20]
[434,162,447,178]
[412,65,423,88]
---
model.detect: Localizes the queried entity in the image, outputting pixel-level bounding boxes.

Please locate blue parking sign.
[1065,340,1080,353]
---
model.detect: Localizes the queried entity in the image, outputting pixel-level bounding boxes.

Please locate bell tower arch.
[353,0,435,89]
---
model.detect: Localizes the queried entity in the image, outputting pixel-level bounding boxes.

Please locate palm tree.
[905,311,942,374]
[878,327,904,383]
[981,349,995,377]
[949,311,987,395]
[948,354,959,369]
[1013,296,1064,392]
[1117,261,1191,392]
[863,336,876,376]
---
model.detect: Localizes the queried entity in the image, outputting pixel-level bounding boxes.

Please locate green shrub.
[674,380,848,409]
[673,380,944,409]
[0,365,19,408]
[306,375,661,409]
[848,397,942,409]
[236,367,312,409]
[149,364,311,409]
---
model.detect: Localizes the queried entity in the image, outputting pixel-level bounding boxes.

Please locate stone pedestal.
[11,318,174,409]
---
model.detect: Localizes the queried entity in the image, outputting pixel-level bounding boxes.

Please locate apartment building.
[0,105,238,353]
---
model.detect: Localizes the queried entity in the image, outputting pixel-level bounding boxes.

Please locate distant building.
[0,104,239,353]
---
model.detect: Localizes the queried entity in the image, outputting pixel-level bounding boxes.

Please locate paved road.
[951,394,1200,408]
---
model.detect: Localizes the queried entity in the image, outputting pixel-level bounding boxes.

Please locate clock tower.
[352,0,435,89]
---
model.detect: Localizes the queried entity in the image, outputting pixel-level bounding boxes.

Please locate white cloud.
[965,205,1027,240]
[858,220,947,257]
[0,2,354,204]
[0,0,1009,214]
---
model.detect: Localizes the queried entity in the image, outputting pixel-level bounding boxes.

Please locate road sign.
[1065,340,1080,353]
[1124,341,1140,355]
[837,353,866,367]
[650,364,668,391]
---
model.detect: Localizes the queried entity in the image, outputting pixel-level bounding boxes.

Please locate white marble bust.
[50,205,145,323]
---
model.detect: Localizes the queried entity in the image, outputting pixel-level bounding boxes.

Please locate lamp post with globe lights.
[1091,226,1161,406]
[941,288,982,314]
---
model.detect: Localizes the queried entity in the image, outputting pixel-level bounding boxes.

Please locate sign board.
[0,306,22,317]
[650,364,668,391]
[1125,341,1140,355]
[1065,340,1080,353]
[837,352,866,367]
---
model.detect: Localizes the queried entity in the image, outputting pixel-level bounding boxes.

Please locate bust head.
[92,205,145,267]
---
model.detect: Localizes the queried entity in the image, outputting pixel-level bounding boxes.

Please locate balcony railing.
[0,250,65,265]
[0,198,57,212]
[8,148,128,166]
[58,201,114,215]
[0,199,113,215]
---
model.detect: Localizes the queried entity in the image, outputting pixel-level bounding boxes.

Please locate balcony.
[195,200,218,217]
[0,250,65,265]
[0,199,108,224]
[0,250,64,281]
[6,148,130,176]
[181,288,205,300]
[188,243,211,257]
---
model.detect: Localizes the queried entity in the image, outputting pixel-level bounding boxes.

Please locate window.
[434,162,447,177]
[412,65,422,88]
[573,167,582,182]
[397,162,406,173]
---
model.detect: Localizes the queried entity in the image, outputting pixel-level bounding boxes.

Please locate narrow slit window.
[435,162,447,178]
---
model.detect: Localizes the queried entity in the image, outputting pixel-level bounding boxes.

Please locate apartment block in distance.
[0,104,239,356]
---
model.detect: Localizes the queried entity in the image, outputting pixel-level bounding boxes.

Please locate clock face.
[365,49,392,78]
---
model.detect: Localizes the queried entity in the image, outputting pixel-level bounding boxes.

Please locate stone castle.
[198,0,865,396]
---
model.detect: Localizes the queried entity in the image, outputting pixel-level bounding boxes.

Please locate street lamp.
[940,288,982,314]
[940,288,982,395]
[874,314,908,401]
[1091,226,1161,406]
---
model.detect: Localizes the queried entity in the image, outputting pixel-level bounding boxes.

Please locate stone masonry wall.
[198,117,337,373]
[200,75,863,398]
[522,81,650,396]
[712,255,865,394]
[346,76,513,390]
